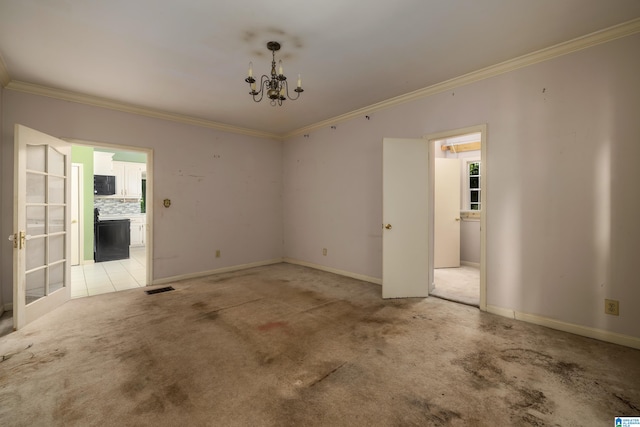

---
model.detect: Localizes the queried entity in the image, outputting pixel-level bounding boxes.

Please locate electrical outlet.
[215,250,221,258]
[322,248,327,256]
[605,299,619,316]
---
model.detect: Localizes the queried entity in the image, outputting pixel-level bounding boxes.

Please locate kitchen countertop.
[98,214,145,221]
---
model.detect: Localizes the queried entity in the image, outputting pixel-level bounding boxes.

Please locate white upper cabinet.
[93,152,114,175]
[112,161,143,199]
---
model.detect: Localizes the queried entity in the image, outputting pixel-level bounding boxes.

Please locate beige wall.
[282,33,640,340]
[1,91,284,305]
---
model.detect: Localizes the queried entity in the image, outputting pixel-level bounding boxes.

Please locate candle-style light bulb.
[297,74,302,88]
[248,62,253,78]
[278,60,283,76]
[251,82,256,92]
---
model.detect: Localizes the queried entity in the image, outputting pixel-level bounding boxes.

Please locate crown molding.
[283,17,640,139]
[0,53,10,87]
[4,80,281,140]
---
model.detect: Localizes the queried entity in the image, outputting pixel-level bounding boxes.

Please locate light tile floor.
[71,247,147,299]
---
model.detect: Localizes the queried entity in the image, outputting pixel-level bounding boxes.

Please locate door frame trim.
[425,124,487,311]
[71,163,84,266]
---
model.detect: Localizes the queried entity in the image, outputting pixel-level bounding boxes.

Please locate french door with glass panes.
[11,124,71,329]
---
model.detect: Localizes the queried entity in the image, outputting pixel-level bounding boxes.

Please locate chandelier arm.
[282,80,303,101]
[251,90,264,103]
[249,74,272,103]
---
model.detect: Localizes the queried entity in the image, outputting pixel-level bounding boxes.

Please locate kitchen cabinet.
[112,161,143,199]
[130,216,146,247]
[93,152,114,175]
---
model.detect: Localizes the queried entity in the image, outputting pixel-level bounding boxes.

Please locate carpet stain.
[452,351,504,389]
[0,392,22,419]
[133,392,165,414]
[406,398,462,426]
[510,387,549,413]
[117,344,161,405]
[191,301,207,310]
[480,320,514,334]
[165,383,190,406]
[454,349,558,421]
[121,377,148,396]
[308,361,347,387]
[614,393,640,412]
[500,348,583,383]
[53,395,84,423]
[207,272,256,284]
[258,321,288,332]
[199,310,219,321]
[518,412,547,426]
[10,347,67,372]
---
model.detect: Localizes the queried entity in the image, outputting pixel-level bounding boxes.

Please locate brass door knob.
[384,224,392,230]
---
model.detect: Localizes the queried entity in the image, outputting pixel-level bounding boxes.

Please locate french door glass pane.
[49,206,65,233]
[27,145,46,172]
[26,269,46,304]
[26,236,46,271]
[49,235,65,263]
[49,176,65,204]
[48,147,65,176]
[26,206,46,236]
[26,173,46,203]
[49,263,65,293]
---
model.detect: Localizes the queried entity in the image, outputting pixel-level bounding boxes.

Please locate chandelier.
[245,41,303,106]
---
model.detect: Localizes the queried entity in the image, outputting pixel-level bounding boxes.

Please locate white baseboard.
[487,304,640,350]
[461,261,480,268]
[3,303,13,312]
[283,258,382,285]
[486,304,516,319]
[152,258,283,285]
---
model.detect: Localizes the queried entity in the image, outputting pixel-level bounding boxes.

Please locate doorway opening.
[427,126,486,309]
[69,141,153,298]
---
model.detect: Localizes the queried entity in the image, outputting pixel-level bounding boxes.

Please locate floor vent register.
[145,286,175,295]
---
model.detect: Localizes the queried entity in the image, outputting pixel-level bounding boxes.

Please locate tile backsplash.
[94,198,142,216]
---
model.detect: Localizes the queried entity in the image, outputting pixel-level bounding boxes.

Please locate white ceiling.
[1,0,640,136]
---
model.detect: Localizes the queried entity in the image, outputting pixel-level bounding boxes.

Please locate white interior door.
[434,158,461,268]
[12,124,71,329]
[382,138,429,298]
